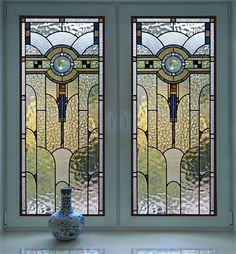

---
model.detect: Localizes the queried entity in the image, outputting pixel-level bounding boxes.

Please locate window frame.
[5,2,118,228]
[3,1,232,229]
[119,2,231,228]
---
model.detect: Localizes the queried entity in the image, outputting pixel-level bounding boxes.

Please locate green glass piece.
[185,60,193,68]
[91,61,99,69]
[202,61,210,68]
[137,61,145,69]
[154,61,161,69]
[42,61,50,69]
[53,56,71,73]
[74,61,82,68]
[26,61,34,69]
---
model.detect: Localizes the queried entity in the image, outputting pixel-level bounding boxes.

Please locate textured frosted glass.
[142,32,163,54]
[137,74,156,110]
[37,147,55,214]
[46,95,61,152]
[190,74,210,110]
[37,111,46,147]
[175,95,189,152]
[137,85,148,131]
[62,22,93,37]
[181,147,199,214]
[211,23,215,57]
[165,149,183,184]
[31,23,61,36]
[99,23,103,56]
[173,22,205,37]
[200,86,210,131]
[26,18,59,22]
[183,32,205,54]
[157,95,172,152]
[195,45,210,55]
[167,182,180,214]
[26,45,41,55]
[137,45,152,55]
[137,18,171,22]
[21,17,104,215]
[53,149,71,183]
[26,85,36,131]
[142,22,172,38]
[84,45,99,55]
[48,32,77,46]
[176,18,210,22]
[148,147,166,214]
[26,75,45,110]
[72,32,94,54]
[65,18,99,22]
[22,23,25,56]
[159,32,188,46]
[64,95,79,152]
[132,17,215,215]
[31,32,51,54]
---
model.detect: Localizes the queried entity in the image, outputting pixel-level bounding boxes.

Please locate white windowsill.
[0,231,235,254]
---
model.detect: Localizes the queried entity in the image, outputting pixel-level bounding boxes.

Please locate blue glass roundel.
[165,56,182,73]
[162,53,185,76]
[53,55,71,73]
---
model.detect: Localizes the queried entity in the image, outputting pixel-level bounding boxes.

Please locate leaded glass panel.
[132,17,215,215]
[20,17,104,215]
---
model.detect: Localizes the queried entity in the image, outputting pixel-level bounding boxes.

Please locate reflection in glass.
[20,249,105,254]
[20,17,104,215]
[132,249,215,254]
[132,17,215,215]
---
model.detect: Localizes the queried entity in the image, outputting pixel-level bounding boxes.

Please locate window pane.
[20,17,104,215]
[132,17,215,215]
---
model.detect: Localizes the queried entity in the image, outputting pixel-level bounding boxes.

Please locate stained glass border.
[131,16,217,216]
[19,16,105,216]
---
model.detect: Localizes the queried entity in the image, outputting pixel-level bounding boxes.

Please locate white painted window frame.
[119,2,231,228]
[3,1,231,229]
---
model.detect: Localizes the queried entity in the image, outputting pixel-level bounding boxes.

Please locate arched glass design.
[132,17,215,215]
[20,17,104,215]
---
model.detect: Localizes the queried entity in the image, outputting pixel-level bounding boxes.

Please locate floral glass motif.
[132,17,215,215]
[20,17,104,215]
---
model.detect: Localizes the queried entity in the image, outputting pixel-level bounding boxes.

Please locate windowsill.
[0,231,235,253]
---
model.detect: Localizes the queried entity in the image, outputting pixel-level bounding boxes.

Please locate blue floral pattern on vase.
[48,187,84,240]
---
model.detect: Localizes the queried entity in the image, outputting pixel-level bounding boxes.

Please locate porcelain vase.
[48,187,84,240]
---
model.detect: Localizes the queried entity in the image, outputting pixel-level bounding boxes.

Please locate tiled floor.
[0,231,235,254]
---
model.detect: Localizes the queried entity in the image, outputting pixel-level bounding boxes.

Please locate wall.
[232,0,236,233]
[0,0,3,234]
[0,0,234,233]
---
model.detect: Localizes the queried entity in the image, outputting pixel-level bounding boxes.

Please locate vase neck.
[61,195,72,213]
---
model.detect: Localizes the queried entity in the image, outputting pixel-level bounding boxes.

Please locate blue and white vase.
[48,187,84,240]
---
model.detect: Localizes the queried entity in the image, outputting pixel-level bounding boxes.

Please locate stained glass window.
[132,17,215,215]
[20,17,104,215]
